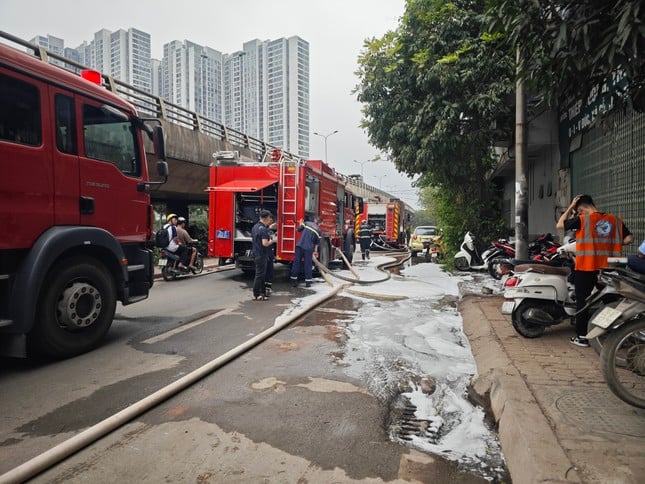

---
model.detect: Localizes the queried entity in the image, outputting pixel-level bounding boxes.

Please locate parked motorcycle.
[586,266,645,408]
[501,242,592,338]
[159,244,204,281]
[422,238,444,263]
[489,233,563,280]
[454,232,508,273]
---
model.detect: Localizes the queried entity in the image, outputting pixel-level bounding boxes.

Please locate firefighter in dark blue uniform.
[290,216,322,287]
[358,220,373,260]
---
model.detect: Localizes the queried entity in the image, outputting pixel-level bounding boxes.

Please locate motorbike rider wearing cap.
[177,217,198,270]
[164,213,188,270]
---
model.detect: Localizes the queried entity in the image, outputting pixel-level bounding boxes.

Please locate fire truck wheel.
[29,256,117,359]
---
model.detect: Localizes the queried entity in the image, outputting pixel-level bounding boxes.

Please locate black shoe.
[305,282,311,288]
[291,279,298,287]
[570,336,590,347]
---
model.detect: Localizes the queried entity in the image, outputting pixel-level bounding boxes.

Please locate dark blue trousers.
[291,246,313,282]
[253,256,268,297]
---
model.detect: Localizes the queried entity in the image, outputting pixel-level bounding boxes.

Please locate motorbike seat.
[514,264,571,276]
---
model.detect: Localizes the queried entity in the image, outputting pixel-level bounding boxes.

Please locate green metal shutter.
[571,108,645,254]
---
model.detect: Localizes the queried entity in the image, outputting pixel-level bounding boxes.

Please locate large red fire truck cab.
[0,36,168,358]
[207,152,359,272]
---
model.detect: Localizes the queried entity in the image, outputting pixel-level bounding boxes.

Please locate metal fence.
[0,30,288,162]
[571,106,645,254]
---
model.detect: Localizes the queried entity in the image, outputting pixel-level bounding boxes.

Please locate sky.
[0,0,420,208]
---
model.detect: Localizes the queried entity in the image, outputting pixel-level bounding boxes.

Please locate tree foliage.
[488,0,645,107]
[355,0,514,251]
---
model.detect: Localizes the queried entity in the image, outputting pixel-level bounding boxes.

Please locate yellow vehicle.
[409,226,440,256]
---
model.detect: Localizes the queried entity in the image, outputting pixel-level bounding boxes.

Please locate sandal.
[252,295,269,301]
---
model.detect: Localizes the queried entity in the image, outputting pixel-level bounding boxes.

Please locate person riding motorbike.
[164,214,189,270]
[177,216,198,270]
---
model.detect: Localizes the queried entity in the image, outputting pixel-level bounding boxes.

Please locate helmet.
[178,217,186,224]
[361,220,368,225]
[166,213,178,222]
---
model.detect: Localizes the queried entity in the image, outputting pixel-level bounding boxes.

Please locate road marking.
[142,308,237,344]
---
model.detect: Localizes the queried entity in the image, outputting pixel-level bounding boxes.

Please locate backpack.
[155,227,170,248]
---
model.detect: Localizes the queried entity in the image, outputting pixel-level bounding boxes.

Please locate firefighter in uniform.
[557,194,633,347]
[290,216,322,288]
[358,220,373,260]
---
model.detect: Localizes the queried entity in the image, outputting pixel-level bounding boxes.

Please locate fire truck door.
[77,97,148,240]
[50,87,80,225]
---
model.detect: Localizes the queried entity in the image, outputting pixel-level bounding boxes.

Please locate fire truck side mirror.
[156,160,169,179]
[152,125,166,162]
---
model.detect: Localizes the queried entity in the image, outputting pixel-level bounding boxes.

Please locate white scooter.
[453,231,500,271]
[501,242,578,338]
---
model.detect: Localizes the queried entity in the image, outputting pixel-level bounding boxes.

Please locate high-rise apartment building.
[161,40,224,123]
[29,34,65,66]
[222,36,309,157]
[109,28,152,93]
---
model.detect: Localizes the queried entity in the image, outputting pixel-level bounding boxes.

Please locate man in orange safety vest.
[557,194,633,347]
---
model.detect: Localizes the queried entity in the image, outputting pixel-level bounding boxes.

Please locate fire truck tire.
[29,256,117,359]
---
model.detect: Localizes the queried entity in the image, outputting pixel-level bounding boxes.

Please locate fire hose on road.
[0,251,411,483]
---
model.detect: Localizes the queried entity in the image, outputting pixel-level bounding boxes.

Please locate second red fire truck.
[207,150,361,272]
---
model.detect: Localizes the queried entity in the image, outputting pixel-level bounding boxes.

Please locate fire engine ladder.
[279,159,298,255]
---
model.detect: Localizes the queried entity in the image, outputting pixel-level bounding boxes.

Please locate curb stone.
[461,295,581,483]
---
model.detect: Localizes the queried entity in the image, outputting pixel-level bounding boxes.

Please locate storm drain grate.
[555,389,645,438]
[390,399,443,443]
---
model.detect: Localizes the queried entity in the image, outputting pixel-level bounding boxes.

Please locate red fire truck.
[360,199,408,247]
[207,150,360,271]
[0,36,168,358]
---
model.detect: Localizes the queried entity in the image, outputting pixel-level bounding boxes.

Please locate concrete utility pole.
[515,45,529,259]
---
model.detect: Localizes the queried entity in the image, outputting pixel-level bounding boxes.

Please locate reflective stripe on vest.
[302,224,321,237]
[575,213,623,271]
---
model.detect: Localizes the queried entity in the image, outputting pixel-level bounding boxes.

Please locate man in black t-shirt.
[251,210,276,300]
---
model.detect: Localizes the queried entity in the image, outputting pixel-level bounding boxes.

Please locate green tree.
[355,0,514,251]
[488,0,645,108]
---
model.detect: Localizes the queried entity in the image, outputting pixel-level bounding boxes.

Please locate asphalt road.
[0,261,493,483]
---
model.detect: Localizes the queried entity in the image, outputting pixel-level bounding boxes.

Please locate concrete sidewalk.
[461,295,645,484]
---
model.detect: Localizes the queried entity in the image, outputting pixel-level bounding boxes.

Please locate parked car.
[409,226,440,256]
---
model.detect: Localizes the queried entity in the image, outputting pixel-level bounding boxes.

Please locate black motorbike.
[159,244,204,281]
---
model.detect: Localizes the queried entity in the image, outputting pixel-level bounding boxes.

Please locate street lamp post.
[353,159,376,179]
[372,175,386,189]
[313,130,339,164]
